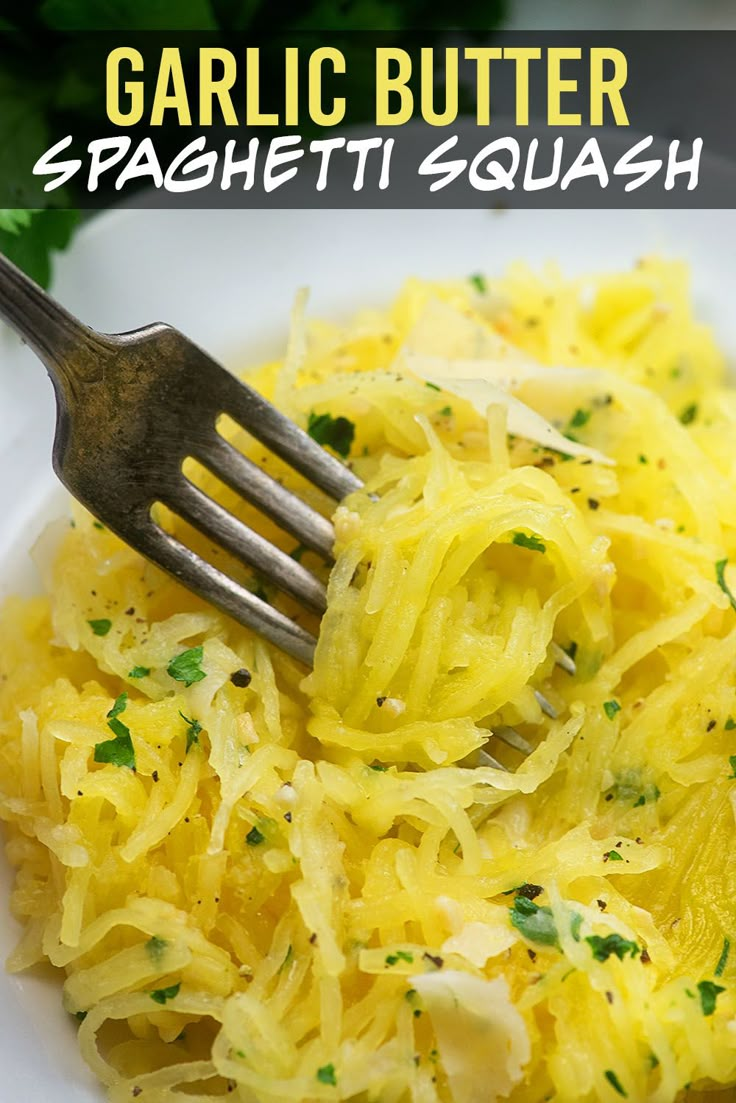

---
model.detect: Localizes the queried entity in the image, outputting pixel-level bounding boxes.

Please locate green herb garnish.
[149,982,181,1005]
[94,718,135,770]
[603,700,621,720]
[179,711,202,753]
[307,412,355,457]
[316,1063,337,1086]
[88,618,112,637]
[145,936,168,965]
[605,850,624,862]
[439,405,452,416]
[569,408,591,429]
[167,645,206,687]
[604,1069,627,1097]
[715,937,730,978]
[246,825,265,847]
[509,895,558,947]
[385,950,414,966]
[586,933,640,962]
[729,756,736,780]
[697,979,725,1016]
[679,403,698,425]
[716,559,736,612]
[512,532,546,554]
[107,692,127,720]
[128,666,151,679]
[726,717,736,730]
[469,273,486,293]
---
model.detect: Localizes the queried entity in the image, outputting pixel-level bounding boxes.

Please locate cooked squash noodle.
[2,258,736,1102]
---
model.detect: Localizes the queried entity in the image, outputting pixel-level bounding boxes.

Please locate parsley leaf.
[605,850,624,862]
[307,412,355,458]
[107,692,127,720]
[586,933,640,962]
[385,950,414,965]
[697,979,725,1016]
[729,756,736,779]
[246,825,265,846]
[679,403,698,426]
[469,273,486,293]
[715,937,730,978]
[716,559,736,612]
[726,717,736,731]
[94,718,135,770]
[512,532,546,554]
[603,700,621,720]
[179,711,202,752]
[128,666,150,679]
[439,405,453,416]
[149,982,181,1005]
[604,1069,627,1097]
[145,936,168,965]
[509,895,558,947]
[316,1064,337,1086]
[88,618,112,637]
[569,408,591,429]
[167,645,206,687]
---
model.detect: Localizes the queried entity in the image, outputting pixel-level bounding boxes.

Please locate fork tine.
[551,642,576,676]
[163,480,327,614]
[193,433,335,558]
[477,748,508,771]
[493,726,533,755]
[534,690,558,719]
[220,374,364,500]
[134,519,317,665]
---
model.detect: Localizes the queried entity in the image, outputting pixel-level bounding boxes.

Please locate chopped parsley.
[179,711,202,752]
[729,756,736,780]
[569,408,591,429]
[604,1069,627,1097]
[509,895,558,947]
[512,531,546,554]
[385,950,414,966]
[679,403,698,426]
[638,454,648,464]
[603,700,621,720]
[726,717,736,731]
[586,933,640,962]
[94,718,135,771]
[107,692,127,720]
[697,979,725,1016]
[469,273,486,293]
[424,381,441,392]
[316,1063,337,1086]
[278,945,293,974]
[607,768,659,807]
[246,825,265,847]
[307,411,355,458]
[167,645,206,687]
[715,937,730,978]
[439,405,453,416]
[128,666,150,679]
[145,936,168,965]
[92,521,105,530]
[149,982,181,1005]
[74,1010,87,1021]
[88,618,112,637]
[716,559,736,612]
[605,850,624,862]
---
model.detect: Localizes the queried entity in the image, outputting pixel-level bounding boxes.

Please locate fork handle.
[0,250,109,395]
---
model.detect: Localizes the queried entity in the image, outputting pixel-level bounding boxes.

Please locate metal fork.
[0,252,360,667]
[0,252,573,765]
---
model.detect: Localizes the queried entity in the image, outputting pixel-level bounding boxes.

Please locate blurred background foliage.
[0,0,505,284]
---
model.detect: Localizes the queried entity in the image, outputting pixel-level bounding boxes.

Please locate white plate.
[1,206,736,1099]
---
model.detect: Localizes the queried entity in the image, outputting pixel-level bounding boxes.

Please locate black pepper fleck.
[230,668,252,689]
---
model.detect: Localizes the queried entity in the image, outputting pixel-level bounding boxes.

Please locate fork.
[0,251,360,667]
[0,251,572,764]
